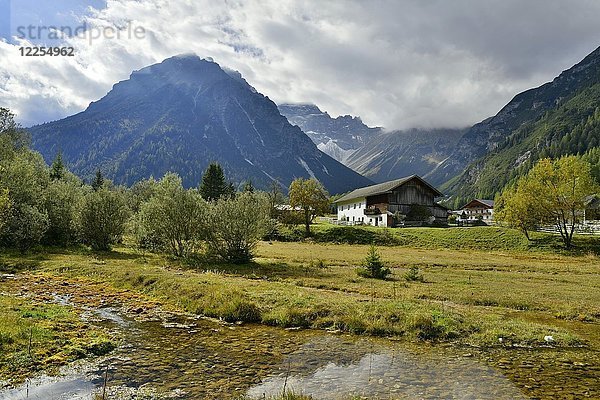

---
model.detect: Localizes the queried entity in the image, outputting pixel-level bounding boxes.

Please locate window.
[354,203,356,209]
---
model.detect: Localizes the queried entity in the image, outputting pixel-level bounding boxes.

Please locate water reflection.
[0,372,98,400]
[248,337,527,399]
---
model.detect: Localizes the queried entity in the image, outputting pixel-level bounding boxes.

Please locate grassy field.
[0,224,599,389]
[1,225,598,343]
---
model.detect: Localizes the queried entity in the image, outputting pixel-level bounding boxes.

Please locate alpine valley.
[29,46,600,199]
[285,45,600,205]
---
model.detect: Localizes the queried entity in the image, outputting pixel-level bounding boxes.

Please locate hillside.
[346,128,466,185]
[432,45,600,189]
[278,103,381,164]
[444,82,600,207]
[29,56,372,194]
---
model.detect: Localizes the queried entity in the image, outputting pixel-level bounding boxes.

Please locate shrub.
[77,185,129,251]
[136,173,208,257]
[0,149,50,252]
[313,226,399,245]
[43,176,84,246]
[357,245,390,279]
[206,192,271,263]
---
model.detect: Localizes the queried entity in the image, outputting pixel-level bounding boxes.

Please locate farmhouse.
[584,194,600,223]
[457,199,495,224]
[335,175,448,227]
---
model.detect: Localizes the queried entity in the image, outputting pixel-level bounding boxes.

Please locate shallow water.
[248,337,527,399]
[0,307,533,400]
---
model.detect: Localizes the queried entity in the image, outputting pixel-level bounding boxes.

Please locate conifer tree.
[49,152,65,181]
[91,169,104,191]
[199,162,233,201]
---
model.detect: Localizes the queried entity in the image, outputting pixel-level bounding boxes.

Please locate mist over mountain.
[444,45,600,205]
[29,55,372,194]
[435,45,600,195]
[347,128,466,186]
[278,103,382,164]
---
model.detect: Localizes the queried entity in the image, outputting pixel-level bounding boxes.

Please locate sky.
[1,0,600,129]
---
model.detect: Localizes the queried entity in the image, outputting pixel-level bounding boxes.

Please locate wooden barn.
[335,175,448,227]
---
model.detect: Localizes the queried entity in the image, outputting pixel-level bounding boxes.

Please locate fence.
[537,222,600,235]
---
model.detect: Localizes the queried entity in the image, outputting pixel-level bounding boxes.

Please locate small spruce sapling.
[357,245,390,279]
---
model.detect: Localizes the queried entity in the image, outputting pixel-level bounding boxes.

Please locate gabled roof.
[335,175,443,203]
[460,199,495,209]
[585,194,600,209]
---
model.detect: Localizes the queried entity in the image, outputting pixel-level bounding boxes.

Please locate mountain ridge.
[29,55,372,194]
[432,45,600,189]
[441,45,600,206]
[278,103,382,164]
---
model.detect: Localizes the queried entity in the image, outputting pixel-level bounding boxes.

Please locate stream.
[0,306,534,400]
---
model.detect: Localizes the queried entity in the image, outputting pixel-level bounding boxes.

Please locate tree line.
[0,108,331,262]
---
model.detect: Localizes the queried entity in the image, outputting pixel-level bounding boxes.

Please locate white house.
[457,199,495,224]
[337,197,374,225]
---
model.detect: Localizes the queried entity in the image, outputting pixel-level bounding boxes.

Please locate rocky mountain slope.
[435,45,600,196]
[346,128,466,186]
[29,55,372,194]
[442,45,600,206]
[278,103,381,163]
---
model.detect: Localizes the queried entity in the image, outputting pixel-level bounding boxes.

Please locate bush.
[313,226,399,245]
[206,192,271,263]
[77,185,129,251]
[5,204,48,252]
[136,173,208,257]
[357,245,390,279]
[0,149,50,251]
[43,176,84,246]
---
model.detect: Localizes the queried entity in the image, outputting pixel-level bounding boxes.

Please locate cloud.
[1,0,600,129]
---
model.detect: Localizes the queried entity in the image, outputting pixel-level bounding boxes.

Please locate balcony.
[364,207,381,215]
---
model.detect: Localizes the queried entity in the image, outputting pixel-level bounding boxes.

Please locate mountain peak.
[30,57,371,194]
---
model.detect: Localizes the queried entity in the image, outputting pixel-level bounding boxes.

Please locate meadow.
[1,224,599,393]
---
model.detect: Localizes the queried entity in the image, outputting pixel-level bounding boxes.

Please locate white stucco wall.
[460,207,494,222]
[336,197,388,227]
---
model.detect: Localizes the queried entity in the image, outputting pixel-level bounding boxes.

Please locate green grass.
[0,294,114,384]
[307,223,600,254]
